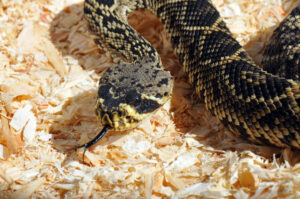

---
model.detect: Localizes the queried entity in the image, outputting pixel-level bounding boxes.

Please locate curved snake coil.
[76,0,300,159]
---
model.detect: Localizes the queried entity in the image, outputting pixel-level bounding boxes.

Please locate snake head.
[95,58,173,131]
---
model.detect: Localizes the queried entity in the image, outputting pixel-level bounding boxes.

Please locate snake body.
[79,0,300,152]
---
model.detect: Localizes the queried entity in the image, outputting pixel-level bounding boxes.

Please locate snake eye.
[126,90,141,106]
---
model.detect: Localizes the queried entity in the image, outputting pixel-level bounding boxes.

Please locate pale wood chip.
[38,38,68,76]
[9,178,45,199]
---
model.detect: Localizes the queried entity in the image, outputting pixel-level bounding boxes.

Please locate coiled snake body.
[76,0,300,157]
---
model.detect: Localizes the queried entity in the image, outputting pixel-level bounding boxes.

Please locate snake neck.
[84,0,160,65]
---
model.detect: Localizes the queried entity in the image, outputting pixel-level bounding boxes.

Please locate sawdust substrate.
[1,0,300,198]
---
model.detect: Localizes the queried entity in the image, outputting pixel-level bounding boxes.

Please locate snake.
[75,0,300,161]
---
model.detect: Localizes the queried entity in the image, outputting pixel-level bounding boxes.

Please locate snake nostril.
[125,116,131,121]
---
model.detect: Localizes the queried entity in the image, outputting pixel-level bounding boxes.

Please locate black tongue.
[74,125,110,163]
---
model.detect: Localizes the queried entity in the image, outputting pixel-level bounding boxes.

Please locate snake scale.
[76,0,300,158]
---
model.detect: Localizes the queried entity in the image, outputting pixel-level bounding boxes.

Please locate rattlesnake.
[76,0,300,160]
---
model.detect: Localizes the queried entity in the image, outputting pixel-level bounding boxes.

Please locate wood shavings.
[0,107,22,157]
[238,162,260,188]
[166,151,200,172]
[0,144,4,160]
[10,104,33,133]
[9,178,45,199]
[1,0,300,198]
[174,182,231,198]
[38,38,68,76]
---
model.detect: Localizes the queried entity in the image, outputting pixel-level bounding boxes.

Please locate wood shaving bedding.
[1,0,300,198]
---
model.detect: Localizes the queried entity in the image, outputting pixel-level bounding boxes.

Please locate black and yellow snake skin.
[76,0,300,157]
[262,6,300,82]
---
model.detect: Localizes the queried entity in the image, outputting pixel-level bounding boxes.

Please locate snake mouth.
[95,98,161,131]
[100,111,141,131]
